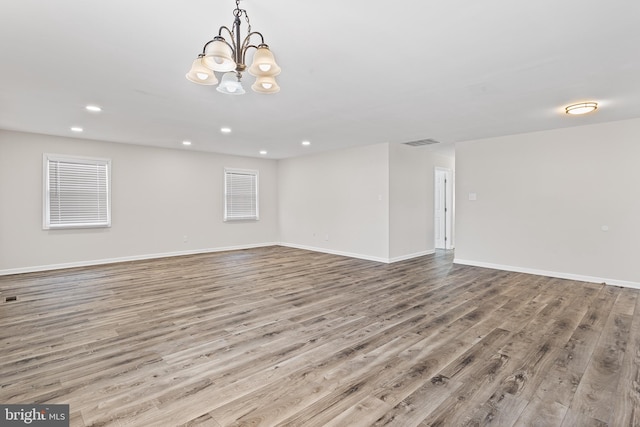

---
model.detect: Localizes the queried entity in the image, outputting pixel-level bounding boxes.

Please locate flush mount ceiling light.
[186,0,281,95]
[565,102,598,115]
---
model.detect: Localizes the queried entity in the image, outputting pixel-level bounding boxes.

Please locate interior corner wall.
[277,143,390,262]
[0,130,278,274]
[454,118,640,286]
[389,143,455,261]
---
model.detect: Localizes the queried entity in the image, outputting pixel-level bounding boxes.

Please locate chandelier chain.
[244,11,252,34]
[231,0,252,40]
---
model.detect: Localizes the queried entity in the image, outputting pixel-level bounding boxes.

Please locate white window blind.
[43,154,111,229]
[224,168,259,221]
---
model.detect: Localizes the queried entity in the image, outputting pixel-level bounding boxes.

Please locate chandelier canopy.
[186,0,281,95]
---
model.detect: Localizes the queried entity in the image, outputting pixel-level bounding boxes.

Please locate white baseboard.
[0,242,279,276]
[389,250,435,263]
[453,258,640,290]
[278,243,436,264]
[278,242,390,263]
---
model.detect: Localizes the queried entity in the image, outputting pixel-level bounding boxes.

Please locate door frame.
[434,167,454,250]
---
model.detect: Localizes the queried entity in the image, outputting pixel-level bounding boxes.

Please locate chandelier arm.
[201,36,236,57]
[218,26,234,41]
[200,40,215,55]
[242,31,265,50]
[200,26,236,55]
[239,32,266,66]
[218,25,239,59]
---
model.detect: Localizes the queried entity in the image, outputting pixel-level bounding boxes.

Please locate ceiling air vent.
[402,138,440,147]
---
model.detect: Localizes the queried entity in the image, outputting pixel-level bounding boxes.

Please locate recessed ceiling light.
[259,150,267,155]
[182,140,192,146]
[301,140,311,146]
[565,102,598,115]
[221,127,232,134]
[70,126,83,132]
[85,105,102,112]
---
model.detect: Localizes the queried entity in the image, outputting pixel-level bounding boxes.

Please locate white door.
[434,170,446,248]
[434,168,453,249]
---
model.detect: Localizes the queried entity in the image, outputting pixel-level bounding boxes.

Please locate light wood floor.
[1,247,639,426]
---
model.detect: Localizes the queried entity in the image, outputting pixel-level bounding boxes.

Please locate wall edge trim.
[278,243,390,263]
[453,258,640,289]
[389,250,436,263]
[0,242,279,276]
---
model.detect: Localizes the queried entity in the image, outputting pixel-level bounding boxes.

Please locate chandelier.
[186,0,281,95]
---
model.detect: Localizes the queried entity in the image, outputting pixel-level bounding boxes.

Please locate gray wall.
[2,132,450,272]
[0,130,279,273]
[277,142,455,262]
[277,143,391,261]
[455,117,640,287]
[389,143,455,260]
[9,117,636,289]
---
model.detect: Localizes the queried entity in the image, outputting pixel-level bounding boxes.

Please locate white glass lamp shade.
[186,58,218,85]
[216,72,246,95]
[252,75,280,94]
[248,46,281,77]
[202,39,236,72]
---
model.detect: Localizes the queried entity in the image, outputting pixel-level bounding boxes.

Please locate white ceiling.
[2,0,639,159]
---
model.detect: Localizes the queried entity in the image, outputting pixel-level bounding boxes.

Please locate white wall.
[277,142,455,263]
[1,131,455,272]
[278,143,390,261]
[389,143,455,261]
[0,130,278,274]
[455,118,640,287]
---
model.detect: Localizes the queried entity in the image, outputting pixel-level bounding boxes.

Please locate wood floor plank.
[1,246,639,426]
[371,376,464,427]
[438,327,511,380]
[416,352,513,426]
[322,396,392,427]
[460,390,528,427]
[446,281,596,426]
[611,288,640,426]
[514,396,568,427]
[370,288,528,410]
[560,408,608,427]
[570,286,633,424]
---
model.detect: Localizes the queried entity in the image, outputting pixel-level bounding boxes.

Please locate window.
[224,168,258,221]
[43,154,111,229]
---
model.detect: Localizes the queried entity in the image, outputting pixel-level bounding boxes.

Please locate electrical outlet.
[183,235,188,242]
